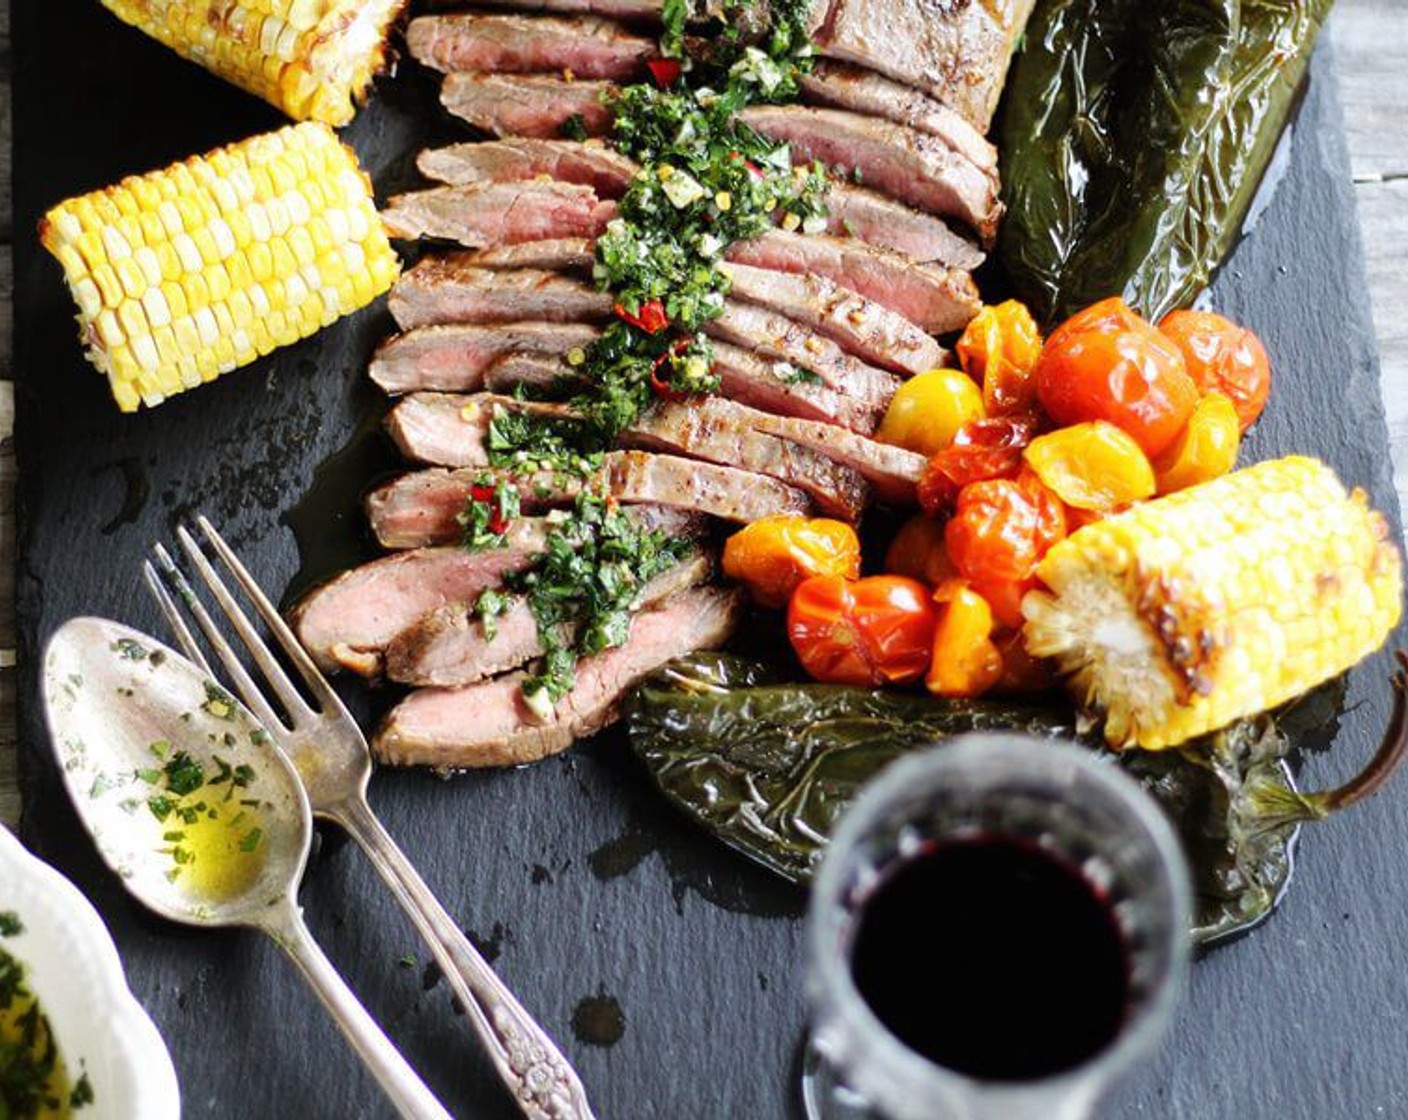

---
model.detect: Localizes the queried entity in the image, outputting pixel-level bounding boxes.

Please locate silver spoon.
[42,616,455,1120]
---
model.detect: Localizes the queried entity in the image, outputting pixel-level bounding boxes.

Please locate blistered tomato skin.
[1153,391,1242,494]
[944,471,1067,585]
[917,415,1040,515]
[1158,309,1271,432]
[1035,297,1199,458]
[1023,420,1157,512]
[787,574,937,687]
[926,580,1003,699]
[885,514,959,586]
[957,300,1044,416]
[722,516,861,608]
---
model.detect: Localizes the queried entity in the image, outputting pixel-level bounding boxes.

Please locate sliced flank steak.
[470,0,663,19]
[822,182,985,269]
[484,352,583,395]
[367,466,586,549]
[389,260,613,329]
[370,323,601,395]
[416,140,638,197]
[407,14,656,79]
[463,238,597,272]
[384,552,712,687]
[380,181,617,248]
[440,73,616,139]
[727,231,980,334]
[372,586,744,769]
[740,106,1002,244]
[711,340,885,434]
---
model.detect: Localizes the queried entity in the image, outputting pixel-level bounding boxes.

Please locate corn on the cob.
[40,121,400,412]
[1022,455,1403,751]
[99,0,405,126]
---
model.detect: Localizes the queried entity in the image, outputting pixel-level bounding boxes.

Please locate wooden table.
[0,3,1405,827]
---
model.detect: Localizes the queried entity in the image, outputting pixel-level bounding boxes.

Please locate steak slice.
[798,61,997,174]
[484,352,583,395]
[721,261,947,375]
[741,106,1001,244]
[472,0,663,19]
[823,182,984,269]
[464,238,597,272]
[381,181,618,247]
[712,340,883,434]
[368,466,586,549]
[728,231,980,334]
[372,586,744,769]
[811,0,1035,131]
[384,552,712,687]
[417,140,638,197]
[371,323,600,395]
[706,302,900,406]
[408,14,656,79]
[623,400,870,520]
[602,450,810,520]
[440,73,616,139]
[390,260,613,329]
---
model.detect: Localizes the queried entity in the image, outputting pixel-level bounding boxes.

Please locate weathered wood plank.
[1333,1,1408,179]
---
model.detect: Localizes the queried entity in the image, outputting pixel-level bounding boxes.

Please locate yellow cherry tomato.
[722,516,861,608]
[876,369,987,457]
[1023,421,1156,513]
[956,300,1044,416]
[926,579,1003,698]
[884,514,959,586]
[1153,391,1241,494]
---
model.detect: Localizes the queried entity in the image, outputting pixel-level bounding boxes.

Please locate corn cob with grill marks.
[98,0,406,126]
[1022,455,1403,751]
[40,121,400,412]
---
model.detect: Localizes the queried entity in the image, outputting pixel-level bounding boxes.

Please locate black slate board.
[11,8,1408,1118]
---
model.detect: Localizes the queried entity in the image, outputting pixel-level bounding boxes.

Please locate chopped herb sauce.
[0,915,90,1118]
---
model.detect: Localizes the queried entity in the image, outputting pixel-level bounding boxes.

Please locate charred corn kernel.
[97,0,405,126]
[1022,456,1404,750]
[957,300,1043,417]
[877,368,987,457]
[1024,421,1157,513]
[40,121,399,411]
[1153,392,1241,494]
[927,580,1004,698]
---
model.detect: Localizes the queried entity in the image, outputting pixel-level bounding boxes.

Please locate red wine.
[849,837,1130,1081]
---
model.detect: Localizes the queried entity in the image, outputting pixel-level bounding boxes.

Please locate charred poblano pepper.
[629,653,1408,945]
[998,0,1335,325]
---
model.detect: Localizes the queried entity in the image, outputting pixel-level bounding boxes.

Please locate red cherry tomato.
[1157,310,1271,432]
[787,574,937,686]
[917,415,1040,515]
[944,470,1067,585]
[1035,297,1199,458]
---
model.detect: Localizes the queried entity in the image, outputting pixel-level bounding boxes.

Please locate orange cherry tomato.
[957,300,1044,416]
[884,514,959,586]
[1035,297,1199,458]
[944,470,1067,585]
[992,629,1055,694]
[1157,309,1271,432]
[722,516,861,609]
[926,580,1003,698]
[1152,391,1241,494]
[917,415,1040,515]
[788,574,937,686]
[1023,421,1156,513]
[968,574,1037,632]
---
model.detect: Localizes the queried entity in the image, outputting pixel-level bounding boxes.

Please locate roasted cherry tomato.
[1153,391,1241,494]
[916,415,1039,515]
[945,470,1067,584]
[992,629,1055,694]
[723,516,861,609]
[876,368,986,457]
[788,574,937,686]
[1158,309,1271,432]
[956,300,1043,416]
[968,574,1036,632]
[1035,297,1199,458]
[884,514,959,585]
[926,580,1004,698]
[1023,421,1156,513]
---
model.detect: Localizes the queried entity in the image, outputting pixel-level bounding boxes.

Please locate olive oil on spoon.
[42,617,453,1120]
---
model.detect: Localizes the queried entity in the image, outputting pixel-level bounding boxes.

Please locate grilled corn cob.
[99,0,405,126]
[40,121,400,411]
[1022,455,1403,750]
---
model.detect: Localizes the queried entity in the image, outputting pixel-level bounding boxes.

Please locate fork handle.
[339,793,598,1120]
[264,904,455,1120]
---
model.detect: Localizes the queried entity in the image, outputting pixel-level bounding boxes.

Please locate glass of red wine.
[802,732,1192,1120]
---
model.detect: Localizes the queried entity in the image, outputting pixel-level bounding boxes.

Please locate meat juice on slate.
[848,837,1131,1081]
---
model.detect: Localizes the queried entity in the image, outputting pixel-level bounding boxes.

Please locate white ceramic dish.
[0,824,180,1120]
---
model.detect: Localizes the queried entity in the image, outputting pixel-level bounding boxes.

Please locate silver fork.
[144,516,597,1120]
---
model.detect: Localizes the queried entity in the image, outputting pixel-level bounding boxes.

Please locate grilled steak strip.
[440,73,616,139]
[463,238,597,272]
[727,231,980,334]
[706,302,900,406]
[822,182,984,268]
[381,181,618,247]
[372,586,744,769]
[385,552,711,687]
[810,0,1035,131]
[484,352,582,395]
[798,61,997,173]
[741,106,1002,245]
[471,0,663,19]
[711,340,883,434]
[721,261,948,375]
[390,261,614,329]
[370,323,600,395]
[417,140,638,198]
[408,14,656,79]
[368,466,585,549]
